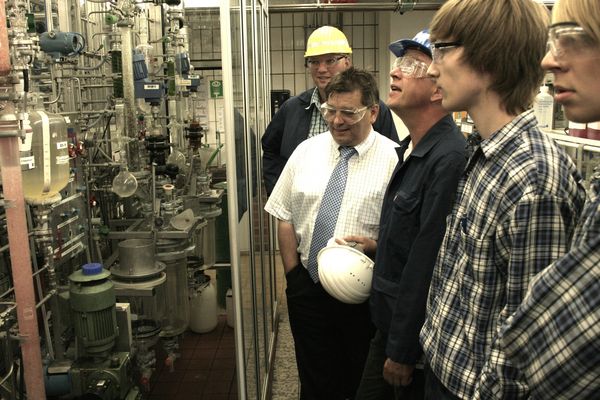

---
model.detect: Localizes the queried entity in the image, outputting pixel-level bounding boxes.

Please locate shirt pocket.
[392,190,420,214]
[388,190,420,252]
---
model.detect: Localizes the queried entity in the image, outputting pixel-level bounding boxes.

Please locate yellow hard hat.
[304,26,352,58]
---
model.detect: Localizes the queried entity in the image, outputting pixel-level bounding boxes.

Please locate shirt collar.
[407,114,456,158]
[328,129,377,158]
[479,109,536,160]
[305,87,322,110]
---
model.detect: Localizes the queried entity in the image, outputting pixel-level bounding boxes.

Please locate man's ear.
[431,85,443,102]
[369,104,380,124]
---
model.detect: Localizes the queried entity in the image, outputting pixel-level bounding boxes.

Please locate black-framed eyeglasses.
[547,22,597,60]
[431,41,462,64]
[305,56,347,69]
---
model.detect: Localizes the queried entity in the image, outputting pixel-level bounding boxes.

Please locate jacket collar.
[396,114,456,159]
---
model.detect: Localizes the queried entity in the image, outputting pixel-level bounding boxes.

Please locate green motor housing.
[69,263,118,358]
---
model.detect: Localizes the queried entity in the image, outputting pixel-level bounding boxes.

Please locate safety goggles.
[431,41,462,64]
[320,103,370,125]
[306,55,347,69]
[392,56,430,78]
[547,22,597,60]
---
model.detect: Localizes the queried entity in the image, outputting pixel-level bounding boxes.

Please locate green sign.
[210,80,223,98]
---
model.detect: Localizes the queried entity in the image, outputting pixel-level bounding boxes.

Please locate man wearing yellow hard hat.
[262,26,399,195]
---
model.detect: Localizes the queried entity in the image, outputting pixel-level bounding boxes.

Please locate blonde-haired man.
[497,0,600,398]
[419,1,586,399]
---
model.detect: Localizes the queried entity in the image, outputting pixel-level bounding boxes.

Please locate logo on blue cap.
[389,29,432,58]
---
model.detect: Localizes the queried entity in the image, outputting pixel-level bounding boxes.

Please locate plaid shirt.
[420,110,585,399]
[489,174,600,399]
[307,88,329,138]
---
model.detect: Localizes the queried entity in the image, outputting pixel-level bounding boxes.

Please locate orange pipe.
[0,137,47,399]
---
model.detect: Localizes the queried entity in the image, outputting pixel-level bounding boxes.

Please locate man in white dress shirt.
[265,67,398,400]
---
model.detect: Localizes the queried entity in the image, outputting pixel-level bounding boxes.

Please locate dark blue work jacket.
[370,114,466,365]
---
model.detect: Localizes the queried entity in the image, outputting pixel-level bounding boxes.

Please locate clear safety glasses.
[306,56,347,69]
[392,56,430,78]
[431,41,462,64]
[320,103,370,125]
[547,22,598,60]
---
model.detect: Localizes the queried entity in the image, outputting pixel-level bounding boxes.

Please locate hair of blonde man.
[429,0,550,115]
[553,0,600,43]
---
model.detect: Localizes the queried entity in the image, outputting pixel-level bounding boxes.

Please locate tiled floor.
[271,299,300,400]
[146,254,300,399]
[147,316,237,400]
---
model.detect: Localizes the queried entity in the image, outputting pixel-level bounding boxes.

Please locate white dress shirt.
[265,129,399,268]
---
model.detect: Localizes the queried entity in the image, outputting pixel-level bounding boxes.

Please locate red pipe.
[0,137,47,399]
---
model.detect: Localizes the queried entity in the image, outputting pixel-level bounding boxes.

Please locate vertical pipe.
[0,137,47,400]
[120,26,136,139]
[0,0,9,76]
[120,25,140,169]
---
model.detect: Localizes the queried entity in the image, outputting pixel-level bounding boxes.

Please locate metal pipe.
[0,137,47,399]
[44,0,53,32]
[269,0,556,12]
[269,2,413,12]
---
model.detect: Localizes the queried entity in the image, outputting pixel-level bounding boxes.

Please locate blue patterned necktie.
[307,146,357,283]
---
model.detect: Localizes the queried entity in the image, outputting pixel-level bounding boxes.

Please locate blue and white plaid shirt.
[420,110,586,399]
[307,88,329,139]
[490,174,600,399]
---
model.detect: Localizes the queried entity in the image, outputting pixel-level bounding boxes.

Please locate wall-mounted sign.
[210,80,223,98]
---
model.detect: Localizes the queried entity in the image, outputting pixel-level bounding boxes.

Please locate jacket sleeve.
[386,151,466,364]
[374,100,400,144]
[261,104,288,196]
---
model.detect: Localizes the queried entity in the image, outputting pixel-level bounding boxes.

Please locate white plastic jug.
[189,276,218,333]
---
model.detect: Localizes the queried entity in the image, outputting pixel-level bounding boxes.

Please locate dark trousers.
[423,364,461,400]
[355,329,424,400]
[286,265,375,400]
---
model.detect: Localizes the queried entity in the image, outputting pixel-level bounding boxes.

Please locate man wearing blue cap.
[343,29,466,400]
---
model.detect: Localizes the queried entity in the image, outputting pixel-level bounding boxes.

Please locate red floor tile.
[149,316,237,399]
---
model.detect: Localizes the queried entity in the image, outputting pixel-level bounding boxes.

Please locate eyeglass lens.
[321,105,368,124]
[393,57,429,78]
[548,24,596,59]
[307,56,345,68]
[431,42,461,63]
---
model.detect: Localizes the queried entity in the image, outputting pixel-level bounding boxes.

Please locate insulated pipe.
[0,137,47,400]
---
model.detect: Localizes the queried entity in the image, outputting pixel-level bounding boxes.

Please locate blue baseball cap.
[389,29,432,58]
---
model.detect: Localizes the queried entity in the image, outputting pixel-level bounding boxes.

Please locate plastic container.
[569,121,588,138]
[587,121,600,140]
[533,86,554,129]
[189,275,218,333]
[22,110,70,204]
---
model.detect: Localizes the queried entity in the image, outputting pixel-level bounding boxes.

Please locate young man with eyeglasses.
[265,68,399,400]
[493,1,600,399]
[262,26,398,195]
[336,30,466,400]
[419,1,586,399]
